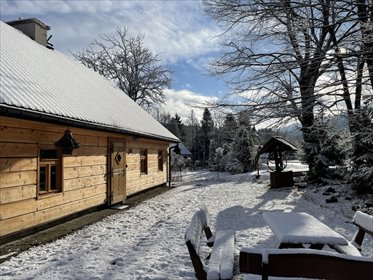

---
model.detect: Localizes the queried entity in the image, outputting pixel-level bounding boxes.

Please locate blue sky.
[0,0,228,121]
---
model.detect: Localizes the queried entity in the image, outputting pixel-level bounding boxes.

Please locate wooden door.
[109,141,126,205]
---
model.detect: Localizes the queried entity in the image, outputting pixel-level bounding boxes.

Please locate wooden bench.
[240,248,373,280]
[330,211,373,256]
[185,206,235,280]
[240,211,373,279]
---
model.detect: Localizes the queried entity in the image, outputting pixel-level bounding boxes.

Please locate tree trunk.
[299,73,317,170]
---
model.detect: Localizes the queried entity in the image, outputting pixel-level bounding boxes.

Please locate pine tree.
[201,108,214,165]
[222,113,237,144]
[173,114,186,142]
[233,124,258,172]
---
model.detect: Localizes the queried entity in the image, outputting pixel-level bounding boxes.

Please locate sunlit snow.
[0,166,372,280]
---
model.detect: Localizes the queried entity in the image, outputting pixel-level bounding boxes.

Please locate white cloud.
[2,0,114,15]
[160,88,218,121]
[1,0,226,119]
[1,0,221,64]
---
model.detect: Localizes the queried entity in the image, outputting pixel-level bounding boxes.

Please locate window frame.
[38,146,63,195]
[140,149,148,174]
[158,150,164,171]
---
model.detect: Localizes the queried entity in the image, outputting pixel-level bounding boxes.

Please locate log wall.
[125,140,168,196]
[0,116,169,237]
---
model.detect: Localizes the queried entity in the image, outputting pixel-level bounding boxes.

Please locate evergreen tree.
[350,107,373,194]
[192,125,203,164]
[237,110,251,127]
[159,112,172,126]
[164,118,181,139]
[208,139,218,170]
[302,116,348,182]
[186,110,201,163]
[173,113,186,142]
[233,124,258,172]
[222,113,237,144]
[201,108,214,165]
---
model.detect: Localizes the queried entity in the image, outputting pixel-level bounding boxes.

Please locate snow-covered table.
[263,211,349,249]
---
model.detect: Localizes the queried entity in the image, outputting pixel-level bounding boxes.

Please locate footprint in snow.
[110,257,125,267]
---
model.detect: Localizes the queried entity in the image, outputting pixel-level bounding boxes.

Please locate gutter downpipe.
[168,143,181,187]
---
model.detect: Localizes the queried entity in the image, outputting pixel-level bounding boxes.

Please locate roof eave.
[0,105,179,143]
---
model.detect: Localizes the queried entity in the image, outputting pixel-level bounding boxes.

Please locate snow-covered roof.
[170,143,192,156]
[0,22,178,143]
[259,136,298,154]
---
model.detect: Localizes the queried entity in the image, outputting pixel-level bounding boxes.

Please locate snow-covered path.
[0,170,372,280]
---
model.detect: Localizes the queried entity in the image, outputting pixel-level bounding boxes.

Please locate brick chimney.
[6,18,53,49]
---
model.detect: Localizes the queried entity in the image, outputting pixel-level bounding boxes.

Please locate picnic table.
[262,211,348,249]
[239,211,373,280]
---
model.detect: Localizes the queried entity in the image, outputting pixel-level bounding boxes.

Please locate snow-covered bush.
[351,164,373,194]
[224,157,244,174]
[302,116,348,182]
[171,153,189,169]
[209,145,225,171]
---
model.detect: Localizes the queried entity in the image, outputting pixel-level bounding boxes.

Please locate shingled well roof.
[0,22,178,143]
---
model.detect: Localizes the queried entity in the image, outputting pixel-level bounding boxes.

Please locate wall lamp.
[56,129,80,154]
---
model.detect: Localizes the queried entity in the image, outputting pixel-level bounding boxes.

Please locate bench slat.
[353,211,373,233]
[330,242,362,256]
[206,230,235,280]
[240,248,373,280]
[186,207,235,280]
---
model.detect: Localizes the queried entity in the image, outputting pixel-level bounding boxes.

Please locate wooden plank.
[0,143,37,157]
[1,116,128,140]
[239,250,373,280]
[0,185,36,204]
[33,194,107,226]
[37,184,106,210]
[126,162,139,170]
[0,158,37,173]
[0,170,37,188]
[71,146,107,157]
[0,199,37,220]
[63,174,107,191]
[1,117,172,147]
[63,155,107,168]
[0,212,37,236]
[0,126,61,144]
[75,134,107,147]
[126,174,166,196]
[64,164,106,180]
[128,140,169,149]
[0,193,106,236]
[0,125,109,147]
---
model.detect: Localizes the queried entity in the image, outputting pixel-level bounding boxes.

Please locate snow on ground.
[0,167,372,280]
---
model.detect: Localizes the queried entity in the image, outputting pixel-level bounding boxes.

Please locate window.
[158,150,163,171]
[39,148,62,194]
[140,149,148,174]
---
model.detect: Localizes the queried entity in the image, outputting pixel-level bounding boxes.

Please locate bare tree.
[74,28,172,109]
[320,1,373,126]
[204,0,373,168]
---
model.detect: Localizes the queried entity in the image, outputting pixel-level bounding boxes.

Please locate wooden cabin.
[0,19,179,241]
